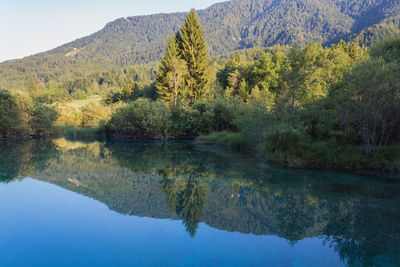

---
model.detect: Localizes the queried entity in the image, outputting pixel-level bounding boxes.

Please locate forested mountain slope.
[1,0,400,89]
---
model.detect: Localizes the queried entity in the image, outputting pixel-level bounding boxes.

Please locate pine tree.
[156,34,188,107]
[178,9,211,103]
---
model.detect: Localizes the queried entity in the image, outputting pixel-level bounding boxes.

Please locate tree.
[0,89,24,137]
[218,51,242,90]
[226,69,241,96]
[250,52,281,92]
[159,166,209,238]
[279,42,356,117]
[281,46,306,115]
[0,89,57,138]
[156,34,188,107]
[178,10,211,103]
[333,58,400,155]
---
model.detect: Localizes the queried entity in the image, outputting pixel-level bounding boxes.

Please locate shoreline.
[2,135,398,178]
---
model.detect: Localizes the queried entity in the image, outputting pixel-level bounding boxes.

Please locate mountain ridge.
[1,0,400,89]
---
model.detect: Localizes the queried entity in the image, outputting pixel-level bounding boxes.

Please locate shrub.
[265,128,306,155]
[107,98,171,139]
[168,97,245,138]
[0,89,57,138]
[31,102,58,135]
[235,100,274,146]
[80,102,111,127]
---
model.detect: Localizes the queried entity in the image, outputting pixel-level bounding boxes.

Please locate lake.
[0,139,399,267]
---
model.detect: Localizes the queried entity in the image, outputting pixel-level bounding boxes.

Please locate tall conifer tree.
[178,9,211,103]
[156,34,188,106]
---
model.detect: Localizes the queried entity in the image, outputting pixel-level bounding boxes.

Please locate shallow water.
[1,139,399,267]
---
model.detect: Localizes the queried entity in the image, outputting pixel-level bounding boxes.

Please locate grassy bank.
[197,132,400,174]
[197,131,248,149]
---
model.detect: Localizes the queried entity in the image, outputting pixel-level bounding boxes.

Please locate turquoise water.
[0,139,399,267]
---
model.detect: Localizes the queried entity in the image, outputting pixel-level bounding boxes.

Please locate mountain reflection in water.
[1,139,399,266]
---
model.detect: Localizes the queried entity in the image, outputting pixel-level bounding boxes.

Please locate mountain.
[354,14,400,46]
[1,0,400,89]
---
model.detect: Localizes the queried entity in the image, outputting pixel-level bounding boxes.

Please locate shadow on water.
[1,138,399,266]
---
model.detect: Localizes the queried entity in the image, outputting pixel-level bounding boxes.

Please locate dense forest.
[1,0,400,90]
[1,8,400,172]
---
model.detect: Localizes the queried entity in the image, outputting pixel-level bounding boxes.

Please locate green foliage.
[278,42,359,114]
[218,49,283,100]
[155,10,213,107]
[332,57,400,154]
[168,97,245,138]
[80,102,110,127]
[54,100,112,127]
[2,16,399,172]
[0,89,28,137]
[370,36,400,62]
[106,96,245,139]
[31,102,58,135]
[156,34,188,106]
[0,89,58,138]
[354,15,400,46]
[179,10,212,102]
[265,128,307,157]
[250,51,282,92]
[208,37,400,170]
[107,99,171,139]
[234,100,274,147]
[2,0,399,93]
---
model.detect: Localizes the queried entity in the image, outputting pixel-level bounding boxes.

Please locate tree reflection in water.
[159,165,210,237]
[1,139,399,266]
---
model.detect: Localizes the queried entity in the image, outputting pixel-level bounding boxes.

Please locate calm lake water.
[0,139,399,267]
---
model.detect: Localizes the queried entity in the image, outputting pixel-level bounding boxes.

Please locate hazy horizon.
[0,0,225,62]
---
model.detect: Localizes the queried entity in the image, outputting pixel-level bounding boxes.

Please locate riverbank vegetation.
[1,10,399,172]
[0,89,57,138]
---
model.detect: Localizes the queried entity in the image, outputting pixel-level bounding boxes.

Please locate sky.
[0,0,225,62]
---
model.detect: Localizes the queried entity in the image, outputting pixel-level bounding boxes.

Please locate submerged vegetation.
[0,10,399,172]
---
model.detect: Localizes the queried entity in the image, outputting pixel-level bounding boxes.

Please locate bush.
[80,102,111,127]
[0,89,57,138]
[235,101,274,146]
[54,101,111,127]
[265,128,307,155]
[31,102,58,135]
[107,98,171,139]
[168,96,245,138]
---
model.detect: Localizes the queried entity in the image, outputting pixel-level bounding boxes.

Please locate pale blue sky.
[0,0,225,62]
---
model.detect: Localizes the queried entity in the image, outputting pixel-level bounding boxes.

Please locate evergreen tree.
[178,9,211,103]
[156,34,188,107]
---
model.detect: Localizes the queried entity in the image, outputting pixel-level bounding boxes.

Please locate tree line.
[1,10,399,172]
[107,10,400,172]
[1,0,399,93]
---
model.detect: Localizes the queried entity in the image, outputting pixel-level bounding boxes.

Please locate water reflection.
[1,139,399,266]
[160,166,210,237]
